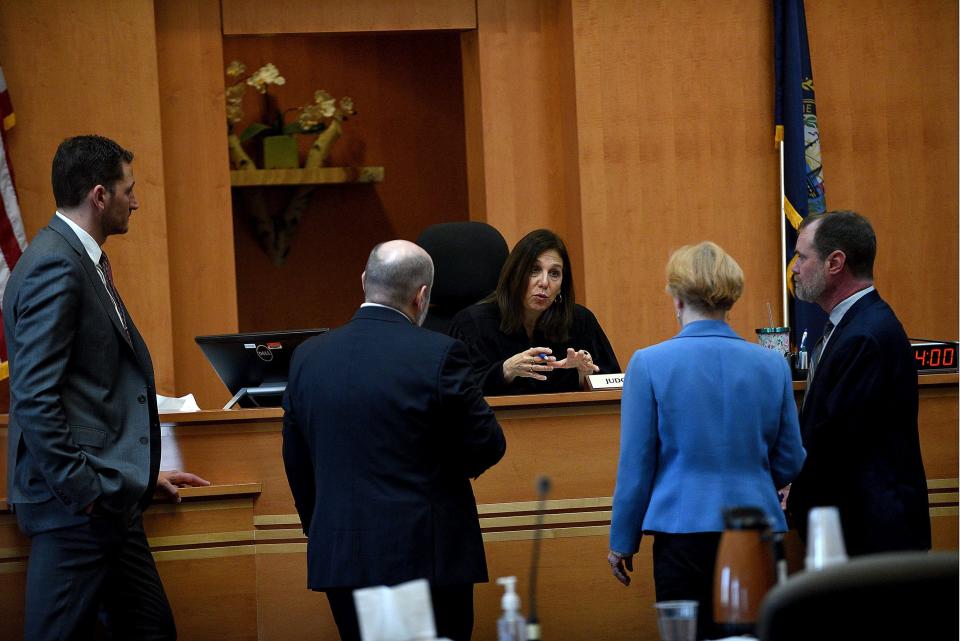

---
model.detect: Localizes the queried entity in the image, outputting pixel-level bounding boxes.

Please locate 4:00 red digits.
[915,347,955,368]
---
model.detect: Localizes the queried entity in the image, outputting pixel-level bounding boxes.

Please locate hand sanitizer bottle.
[496,576,527,641]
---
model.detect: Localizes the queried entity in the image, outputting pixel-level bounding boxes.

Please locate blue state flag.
[774,0,829,347]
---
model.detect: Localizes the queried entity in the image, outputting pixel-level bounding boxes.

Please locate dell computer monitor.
[195,328,328,409]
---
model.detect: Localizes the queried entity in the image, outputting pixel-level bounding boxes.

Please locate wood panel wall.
[223,33,470,333]
[0,0,953,402]
[155,0,240,408]
[0,0,177,394]
[803,0,958,341]
[463,1,582,247]
[470,0,958,366]
[567,0,784,359]
[221,0,477,34]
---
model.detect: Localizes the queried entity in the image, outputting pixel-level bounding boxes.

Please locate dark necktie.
[98,252,130,336]
[806,319,835,387]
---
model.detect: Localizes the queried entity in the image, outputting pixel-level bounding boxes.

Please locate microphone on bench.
[526,475,551,641]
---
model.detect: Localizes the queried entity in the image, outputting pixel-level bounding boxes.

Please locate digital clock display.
[912,342,959,371]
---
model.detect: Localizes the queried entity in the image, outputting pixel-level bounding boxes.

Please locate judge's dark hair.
[486,229,575,342]
[52,135,134,208]
[801,210,876,279]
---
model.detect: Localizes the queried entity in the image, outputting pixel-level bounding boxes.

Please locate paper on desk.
[353,578,449,641]
[156,393,201,413]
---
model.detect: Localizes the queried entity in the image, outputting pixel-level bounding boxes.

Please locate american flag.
[0,65,28,379]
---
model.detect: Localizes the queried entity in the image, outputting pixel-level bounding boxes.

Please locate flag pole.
[778,141,790,329]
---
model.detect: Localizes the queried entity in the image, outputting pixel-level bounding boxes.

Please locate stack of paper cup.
[805,506,849,570]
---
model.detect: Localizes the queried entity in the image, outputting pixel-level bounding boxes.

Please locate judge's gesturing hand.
[556,348,599,376]
[502,347,558,383]
[557,348,600,388]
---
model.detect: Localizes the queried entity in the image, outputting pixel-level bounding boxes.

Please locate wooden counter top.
[0,373,953,427]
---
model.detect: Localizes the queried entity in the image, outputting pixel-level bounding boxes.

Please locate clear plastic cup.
[654,600,698,641]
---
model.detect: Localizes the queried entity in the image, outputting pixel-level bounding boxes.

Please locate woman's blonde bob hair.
[665,241,744,311]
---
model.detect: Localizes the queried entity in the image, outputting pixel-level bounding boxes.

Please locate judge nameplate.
[587,373,625,390]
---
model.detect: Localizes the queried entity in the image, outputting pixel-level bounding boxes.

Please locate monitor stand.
[223,383,287,409]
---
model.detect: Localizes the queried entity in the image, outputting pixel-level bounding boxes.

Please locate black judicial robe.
[449,302,621,396]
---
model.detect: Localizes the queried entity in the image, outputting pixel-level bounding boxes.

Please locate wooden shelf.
[3,483,263,513]
[230,166,384,187]
[174,482,262,500]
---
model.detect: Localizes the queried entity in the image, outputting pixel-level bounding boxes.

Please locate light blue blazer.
[610,320,805,554]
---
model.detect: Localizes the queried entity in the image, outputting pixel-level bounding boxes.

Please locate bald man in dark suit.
[282,240,505,641]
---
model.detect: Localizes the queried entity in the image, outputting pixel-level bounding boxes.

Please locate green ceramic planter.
[262,135,299,169]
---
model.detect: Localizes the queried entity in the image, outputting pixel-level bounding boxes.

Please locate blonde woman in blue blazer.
[607,242,805,640]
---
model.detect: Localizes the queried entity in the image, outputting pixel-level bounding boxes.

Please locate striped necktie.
[806,320,835,387]
[98,252,130,337]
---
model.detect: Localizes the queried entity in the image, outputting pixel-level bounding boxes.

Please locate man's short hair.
[364,243,434,309]
[52,135,134,208]
[801,210,876,279]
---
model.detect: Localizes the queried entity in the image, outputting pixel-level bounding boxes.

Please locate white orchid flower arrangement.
[224,60,355,144]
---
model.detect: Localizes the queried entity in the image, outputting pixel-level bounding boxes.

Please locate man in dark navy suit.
[787,211,930,555]
[281,240,506,641]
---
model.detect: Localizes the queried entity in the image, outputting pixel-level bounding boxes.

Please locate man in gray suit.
[3,135,208,640]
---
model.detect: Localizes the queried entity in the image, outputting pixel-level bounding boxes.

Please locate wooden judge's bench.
[1,376,957,641]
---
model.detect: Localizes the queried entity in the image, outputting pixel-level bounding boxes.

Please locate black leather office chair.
[415,221,509,334]
[756,551,958,641]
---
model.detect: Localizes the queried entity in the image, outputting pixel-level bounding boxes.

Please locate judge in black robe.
[450,229,620,395]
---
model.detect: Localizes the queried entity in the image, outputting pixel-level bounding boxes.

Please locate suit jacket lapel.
[803,290,880,411]
[47,216,136,352]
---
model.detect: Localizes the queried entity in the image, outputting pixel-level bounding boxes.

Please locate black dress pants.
[326,582,474,641]
[652,532,722,641]
[21,505,176,641]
